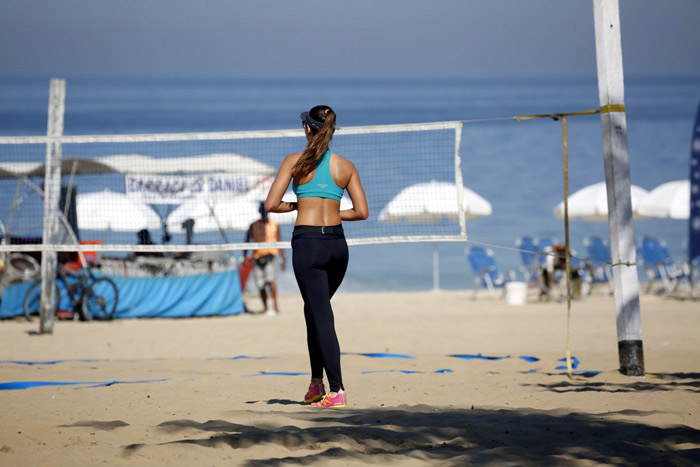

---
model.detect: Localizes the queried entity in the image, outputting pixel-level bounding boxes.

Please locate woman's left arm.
[265,155,298,213]
[340,162,369,221]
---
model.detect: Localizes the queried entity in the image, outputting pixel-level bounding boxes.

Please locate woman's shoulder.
[281,152,303,167]
[331,152,357,171]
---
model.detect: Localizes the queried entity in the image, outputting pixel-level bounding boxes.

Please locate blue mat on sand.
[0,378,167,390]
[207,355,269,361]
[555,356,580,370]
[361,369,453,375]
[450,354,539,362]
[0,359,103,366]
[344,352,415,359]
[248,371,309,376]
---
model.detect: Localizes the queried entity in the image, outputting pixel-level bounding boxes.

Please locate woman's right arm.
[341,162,369,221]
[265,155,298,213]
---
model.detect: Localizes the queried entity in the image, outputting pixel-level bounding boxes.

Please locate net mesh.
[0,122,464,256]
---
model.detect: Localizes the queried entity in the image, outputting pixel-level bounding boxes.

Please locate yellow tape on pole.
[513,113,559,122]
[513,105,624,123]
[600,104,626,113]
[561,109,602,117]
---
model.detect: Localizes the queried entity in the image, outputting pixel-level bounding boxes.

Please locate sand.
[1,289,699,466]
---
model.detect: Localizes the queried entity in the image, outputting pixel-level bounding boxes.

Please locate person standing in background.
[244,202,286,316]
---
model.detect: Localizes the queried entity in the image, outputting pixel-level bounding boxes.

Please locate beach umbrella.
[167,197,265,234]
[553,181,649,222]
[77,189,161,232]
[166,191,305,238]
[636,180,690,219]
[379,180,492,223]
[379,180,493,290]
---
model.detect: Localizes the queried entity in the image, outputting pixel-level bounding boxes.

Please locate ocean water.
[0,74,698,293]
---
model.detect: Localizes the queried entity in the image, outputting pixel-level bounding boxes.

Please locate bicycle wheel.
[81,277,119,320]
[23,281,61,321]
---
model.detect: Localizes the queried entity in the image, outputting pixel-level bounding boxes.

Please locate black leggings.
[291,227,349,393]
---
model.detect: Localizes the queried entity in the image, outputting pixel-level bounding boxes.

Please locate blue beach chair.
[466,246,509,300]
[637,235,691,294]
[583,235,613,294]
[515,236,539,284]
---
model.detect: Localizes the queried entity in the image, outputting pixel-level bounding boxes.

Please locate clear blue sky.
[1,0,699,78]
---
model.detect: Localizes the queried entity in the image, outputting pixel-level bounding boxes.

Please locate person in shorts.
[244,202,286,315]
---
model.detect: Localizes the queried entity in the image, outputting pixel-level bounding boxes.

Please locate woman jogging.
[265,105,369,408]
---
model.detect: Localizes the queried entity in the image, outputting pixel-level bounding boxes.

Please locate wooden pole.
[39,79,66,334]
[592,0,644,375]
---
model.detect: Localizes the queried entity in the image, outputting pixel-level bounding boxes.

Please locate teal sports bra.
[292,150,344,202]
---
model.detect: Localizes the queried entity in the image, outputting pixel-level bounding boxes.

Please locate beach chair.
[466,246,508,300]
[515,236,539,284]
[583,235,613,294]
[637,235,691,294]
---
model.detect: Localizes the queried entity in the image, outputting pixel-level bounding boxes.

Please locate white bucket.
[505,281,527,306]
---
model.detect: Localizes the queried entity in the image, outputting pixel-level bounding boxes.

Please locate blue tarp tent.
[0,269,245,319]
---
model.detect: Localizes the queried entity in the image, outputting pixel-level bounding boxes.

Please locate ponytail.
[293,106,336,180]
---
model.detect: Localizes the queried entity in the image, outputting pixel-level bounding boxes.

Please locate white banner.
[126,174,270,204]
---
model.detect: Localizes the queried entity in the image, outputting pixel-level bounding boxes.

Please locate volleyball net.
[0,121,467,257]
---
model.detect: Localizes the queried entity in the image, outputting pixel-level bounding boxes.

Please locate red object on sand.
[239,257,253,290]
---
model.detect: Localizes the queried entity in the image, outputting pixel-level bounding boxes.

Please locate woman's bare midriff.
[295,197,342,226]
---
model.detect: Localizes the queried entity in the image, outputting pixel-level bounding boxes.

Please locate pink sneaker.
[311,390,347,408]
[303,383,326,404]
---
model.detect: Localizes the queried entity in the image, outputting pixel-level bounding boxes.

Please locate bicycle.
[23,264,119,321]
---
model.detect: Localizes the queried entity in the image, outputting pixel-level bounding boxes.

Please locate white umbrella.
[636,180,690,219]
[379,180,492,223]
[77,189,161,232]
[379,180,493,290]
[167,197,263,234]
[553,181,649,221]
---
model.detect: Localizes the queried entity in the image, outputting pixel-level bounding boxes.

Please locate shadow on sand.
[528,372,700,394]
[123,404,700,465]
